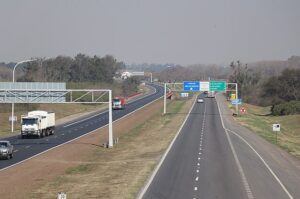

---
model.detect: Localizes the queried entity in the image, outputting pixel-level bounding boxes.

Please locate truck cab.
[112,97,126,110]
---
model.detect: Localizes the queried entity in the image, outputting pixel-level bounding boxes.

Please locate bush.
[271,101,300,116]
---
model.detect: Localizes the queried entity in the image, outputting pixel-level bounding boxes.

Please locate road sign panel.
[232,99,242,105]
[200,81,209,91]
[273,124,280,132]
[240,107,246,114]
[209,81,226,91]
[183,81,200,91]
[230,93,236,100]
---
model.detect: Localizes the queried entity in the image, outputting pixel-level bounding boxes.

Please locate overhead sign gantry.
[0,82,114,148]
[164,81,238,114]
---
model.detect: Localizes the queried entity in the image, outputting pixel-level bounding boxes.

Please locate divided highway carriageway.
[0,84,164,171]
[141,93,299,199]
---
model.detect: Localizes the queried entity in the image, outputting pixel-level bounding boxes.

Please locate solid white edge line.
[216,94,293,199]
[136,97,197,199]
[215,95,254,199]
[226,128,293,199]
[0,85,161,173]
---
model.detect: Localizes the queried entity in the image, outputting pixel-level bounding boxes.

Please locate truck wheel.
[7,154,10,160]
[10,153,13,159]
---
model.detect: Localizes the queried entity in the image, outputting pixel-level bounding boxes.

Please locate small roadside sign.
[240,107,246,114]
[230,93,236,100]
[57,192,67,199]
[273,124,280,132]
[180,93,189,98]
[231,99,242,105]
[9,116,17,122]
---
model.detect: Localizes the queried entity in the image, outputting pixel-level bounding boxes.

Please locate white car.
[197,98,204,103]
[0,140,13,160]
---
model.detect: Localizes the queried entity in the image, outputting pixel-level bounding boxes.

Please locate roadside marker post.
[273,124,280,144]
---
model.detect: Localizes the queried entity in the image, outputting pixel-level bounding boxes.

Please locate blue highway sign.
[231,99,242,105]
[183,81,200,91]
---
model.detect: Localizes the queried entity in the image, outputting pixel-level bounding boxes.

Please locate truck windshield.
[22,118,37,125]
[0,142,8,147]
[113,99,120,103]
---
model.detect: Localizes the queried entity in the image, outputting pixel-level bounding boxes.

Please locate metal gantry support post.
[11,59,37,132]
[108,90,113,147]
[164,83,167,114]
[235,83,239,115]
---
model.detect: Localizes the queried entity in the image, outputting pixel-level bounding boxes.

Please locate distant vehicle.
[203,91,208,94]
[21,111,55,138]
[207,91,215,98]
[0,140,13,160]
[112,97,126,110]
[197,98,204,103]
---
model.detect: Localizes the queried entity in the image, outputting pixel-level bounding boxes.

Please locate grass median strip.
[30,99,193,199]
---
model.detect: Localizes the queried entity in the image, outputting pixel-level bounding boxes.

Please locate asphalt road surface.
[142,94,298,199]
[0,84,164,170]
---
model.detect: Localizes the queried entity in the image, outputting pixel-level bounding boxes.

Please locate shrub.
[271,101,300,116]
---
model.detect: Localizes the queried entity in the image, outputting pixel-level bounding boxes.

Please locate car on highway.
[0,140,13,160]
[197,98,204,103]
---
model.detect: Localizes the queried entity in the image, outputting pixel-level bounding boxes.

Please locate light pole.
[11,59,36,133]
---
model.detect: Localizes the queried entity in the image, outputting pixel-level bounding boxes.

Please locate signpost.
[272,123,280,144]
[180,93,189,98]
[183,81,200,91]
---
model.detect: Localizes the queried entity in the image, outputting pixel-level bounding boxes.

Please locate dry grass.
[232,103,300,158]
[30,98,194,199]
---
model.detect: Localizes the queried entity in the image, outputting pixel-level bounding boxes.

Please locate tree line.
[18,54,125,83]
[229,60,300,115]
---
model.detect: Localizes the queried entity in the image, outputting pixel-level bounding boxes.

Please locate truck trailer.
[207,91,216,98]
[112,97,126,110]
[21,111,55,138]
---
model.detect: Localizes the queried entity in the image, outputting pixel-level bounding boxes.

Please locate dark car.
[0,141,13,160]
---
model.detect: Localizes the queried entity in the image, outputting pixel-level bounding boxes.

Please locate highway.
[141,94,298,199]
[0,84,164,170]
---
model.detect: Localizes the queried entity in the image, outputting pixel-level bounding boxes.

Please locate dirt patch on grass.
[0,97,193,199]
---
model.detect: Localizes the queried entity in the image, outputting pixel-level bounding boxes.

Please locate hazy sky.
[1,0,300,65]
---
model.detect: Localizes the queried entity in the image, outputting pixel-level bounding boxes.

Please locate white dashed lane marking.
[192,99,207,198]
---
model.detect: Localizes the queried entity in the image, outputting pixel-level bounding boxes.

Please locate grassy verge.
[229,103,300,158]
[30,98,192,199]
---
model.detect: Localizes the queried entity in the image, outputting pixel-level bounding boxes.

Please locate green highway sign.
[209,81,226,91]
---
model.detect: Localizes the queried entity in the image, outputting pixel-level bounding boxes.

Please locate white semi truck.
[21,111,55,138]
